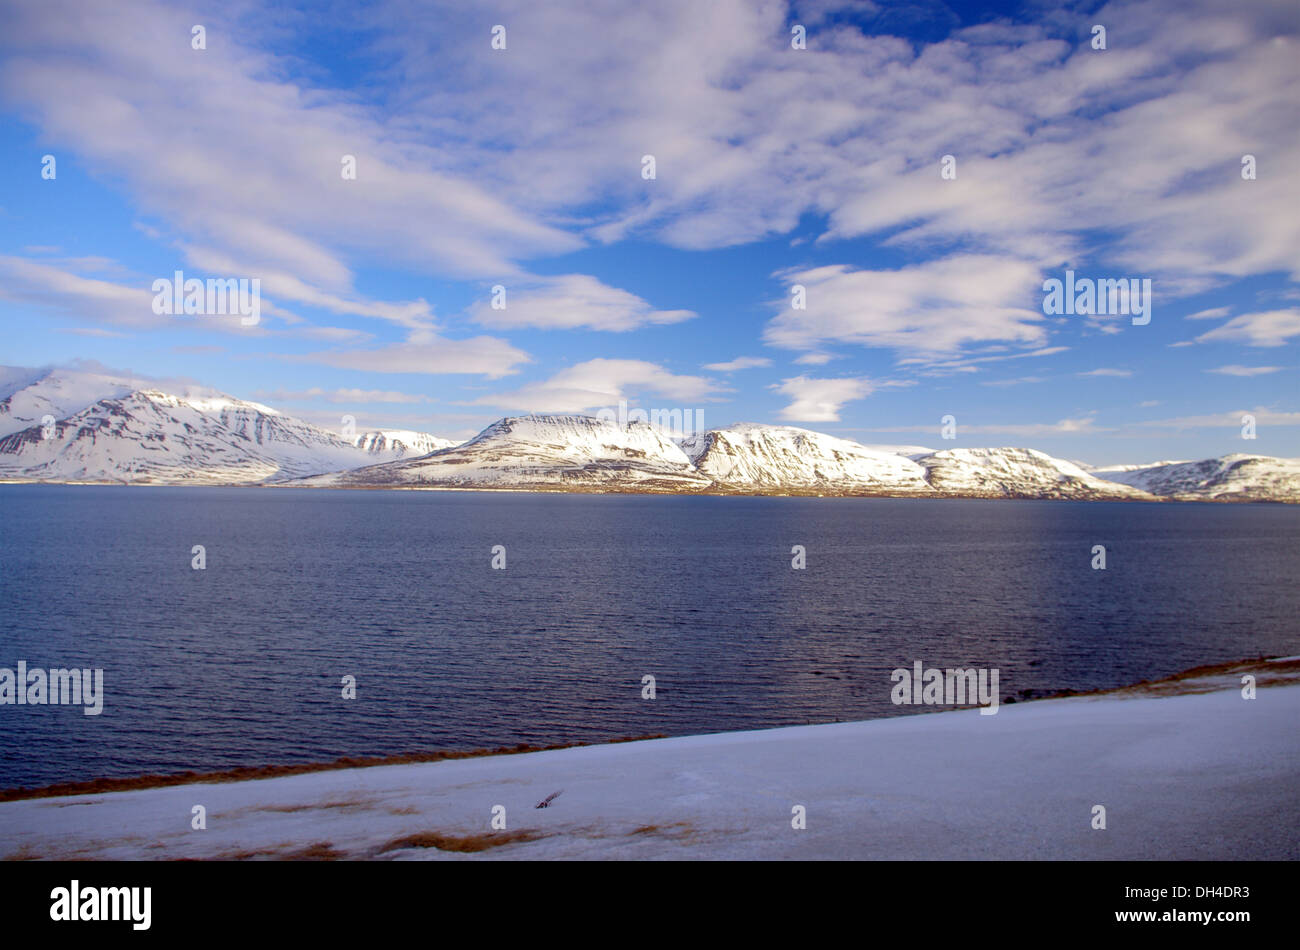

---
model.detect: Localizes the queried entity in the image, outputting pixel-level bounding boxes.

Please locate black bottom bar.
[0,860,1284,937]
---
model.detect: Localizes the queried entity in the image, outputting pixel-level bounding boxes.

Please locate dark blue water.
[1,486,1297,788]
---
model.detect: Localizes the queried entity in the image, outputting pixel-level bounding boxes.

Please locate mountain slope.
[0,370,453,484]
[298,414,711,491]
[0,365,146,439]
[916,447,1153,499]
[683,423,933,493]
[3,367,1297,501]
[351,430,458,456]
[1092,454,1300,502]
[0,390,294,483]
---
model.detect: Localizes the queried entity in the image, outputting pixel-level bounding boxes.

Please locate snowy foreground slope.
[0,367,455,483]
[2,659,1296,860]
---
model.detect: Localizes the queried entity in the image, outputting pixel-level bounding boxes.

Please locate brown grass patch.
[628,821,694,839]
[379,829,546,854]
[2,844,42,861]
[206,840,345,861]
[254,796,375,814]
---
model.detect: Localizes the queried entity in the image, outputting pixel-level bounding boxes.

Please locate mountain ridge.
[1,367,1296,501]
[0,367,457,484]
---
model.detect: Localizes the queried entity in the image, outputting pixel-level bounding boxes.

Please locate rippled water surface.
[1,486,1297,787]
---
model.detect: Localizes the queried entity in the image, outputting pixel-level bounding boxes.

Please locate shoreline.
[2,655,1296,861]
[3,655,1294,805]
[3,479,1296,502]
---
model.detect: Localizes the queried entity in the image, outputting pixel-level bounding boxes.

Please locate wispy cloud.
[254,388,429,404]
[703,356,772,372]
[473,358,721,412]
[299,332,531,379]
[468,274,694,332]
[765,257,1046,359]
[1192,309,1300,347]
[1137,408,1300,429]
[1206,364,1284,376]
[772,376,874,422]
[868,415,1107,437]
[981,376,1047,387]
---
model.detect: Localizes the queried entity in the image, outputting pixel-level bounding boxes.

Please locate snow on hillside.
[916,447,1153,499]
[684,423,933,493]
[1082,459,1190,474]
[0,368,453,484]
[0,365,145,438]
[293,420,1300,501]
[1093,454,1300,502]
[2,658,1295,860]
[3,367,1297,501]
[300,414,711,491]
[858,443,937,458]
[352,430,459,456]
[0,390,331,483]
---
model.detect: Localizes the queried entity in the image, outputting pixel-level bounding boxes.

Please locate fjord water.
[1,485,1298,788]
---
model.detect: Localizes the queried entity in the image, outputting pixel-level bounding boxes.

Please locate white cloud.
[474,358,721,412]
[1206,365,1284,376]
[0,253,431,345]
[1187,306,1232,320]
[772,376,874,422]
[905,346,1069,373]
[469,274,694,332]
[181,245,436,331]
[300,332,530,379]
[703,356,772,372]
[6,0,1298,304]
[1137,408,1300,429]
[981,376,1047,387]
[0,254,264,334]
[0,0,579,296]
[960,416,1105,437]
[255,388,428,404]
[1193,309,1300,347]
[1077,368,1133,377]
[350,0,1300,299]
[765,256,1046,359]
[793,353,836,365]
[867,414,1106,436]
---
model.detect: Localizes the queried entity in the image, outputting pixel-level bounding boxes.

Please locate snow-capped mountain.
[915,447,1153,499]
[682,423,933,493]
[1092,454,1300,502]
[3,367,1297,500]
[0,368,453,484]
[299,413,711,491]
[0,365,145,438]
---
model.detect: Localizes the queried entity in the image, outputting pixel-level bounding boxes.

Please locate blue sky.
[0,0,1296,465]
